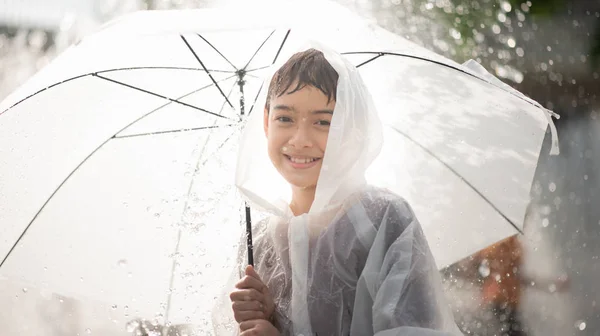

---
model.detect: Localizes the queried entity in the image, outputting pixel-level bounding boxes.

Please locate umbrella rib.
[113,124,236,139]
[356,53,383,68]
[181,35,234,109]
[246,82,264,117]
[389,125,523,235]
[0,86,223,268]
[245,65,270,73]
[93,73,234,121]
[196,33,238,71]
[246,30,290,117]
[343,51,558,117]
[243,30,276,70]
[114,73,238,137]
[272,29,291,65]
[218,71,241,117]
[98,66,236,74]
[0,148,102,268]
[0,66,234,116]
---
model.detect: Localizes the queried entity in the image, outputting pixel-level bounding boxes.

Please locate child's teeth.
[291,157,315,164]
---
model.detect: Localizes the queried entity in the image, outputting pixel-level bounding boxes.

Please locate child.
[213,43,462,336]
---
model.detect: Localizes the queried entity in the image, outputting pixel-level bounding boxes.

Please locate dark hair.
[265,48,339,110]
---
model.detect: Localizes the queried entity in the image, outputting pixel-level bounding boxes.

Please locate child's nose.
[288,125,313,148]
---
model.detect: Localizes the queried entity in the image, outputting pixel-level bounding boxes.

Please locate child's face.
[264,84,335,190]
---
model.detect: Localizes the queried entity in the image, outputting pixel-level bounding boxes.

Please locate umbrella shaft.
[245,204,254,266]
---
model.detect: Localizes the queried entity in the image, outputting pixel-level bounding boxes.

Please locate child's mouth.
[284,155,321,168]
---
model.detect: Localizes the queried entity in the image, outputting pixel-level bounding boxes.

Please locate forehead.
[271,85,335,110]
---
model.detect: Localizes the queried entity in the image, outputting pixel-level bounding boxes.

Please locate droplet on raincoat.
[575,320,586,330]
[478,260,491,277]
[549,182,557,192]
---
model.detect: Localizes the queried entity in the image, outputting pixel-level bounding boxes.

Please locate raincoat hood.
[235,41,383,217]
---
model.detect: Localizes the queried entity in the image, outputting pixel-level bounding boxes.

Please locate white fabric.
[214,42,462,335]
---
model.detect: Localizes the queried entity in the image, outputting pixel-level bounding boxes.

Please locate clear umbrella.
[0,1,558,334]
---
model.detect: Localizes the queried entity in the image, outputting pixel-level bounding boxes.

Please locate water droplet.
[549,182,557,192]
[478,261,491,277]
[43,267,48,271]
[584,175,589,180]
[126,320,139,332]
[127,272,133,278]
[154,213,161,218]
[80,277,84,282]
[492,24,501,34]
[22,288,28,293]
[542,218,549,227]
[111,304,117,310]
[117,259,128,268]
[548,284,557,293]
[507,38,516,48]
[85,328,92,334]
[501,1,512,12]
[575,320,586,330]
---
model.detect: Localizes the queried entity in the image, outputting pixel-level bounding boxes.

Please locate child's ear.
[263,107,269,137]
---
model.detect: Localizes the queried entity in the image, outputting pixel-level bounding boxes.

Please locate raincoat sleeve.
[353,192,462,336]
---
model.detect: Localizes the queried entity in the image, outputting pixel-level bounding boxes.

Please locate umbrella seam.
[343,51,558,119]
[388,125,524,235]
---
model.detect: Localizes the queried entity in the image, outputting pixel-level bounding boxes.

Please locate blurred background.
[1,0,598,335]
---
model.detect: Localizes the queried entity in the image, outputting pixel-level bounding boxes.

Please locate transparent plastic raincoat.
[212,42,462,336]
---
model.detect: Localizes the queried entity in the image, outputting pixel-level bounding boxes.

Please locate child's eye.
[316,120,331,126]
[276,116,293,123]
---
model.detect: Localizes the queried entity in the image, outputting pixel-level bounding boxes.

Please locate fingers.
[239,319,278,336]
[233,307,265,323]
[236,274,267,292]
[245,265,263,282]
[230,289,267,323]
[240,319,269,331]
[232,300,264,312]
[230,288,263,303]
[239,320,256,332]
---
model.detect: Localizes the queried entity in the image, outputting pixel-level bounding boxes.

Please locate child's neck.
[290,186,316,216]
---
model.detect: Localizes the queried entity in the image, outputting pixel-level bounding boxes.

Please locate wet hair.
[265,48,339,110]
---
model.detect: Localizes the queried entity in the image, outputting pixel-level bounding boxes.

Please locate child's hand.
[230,265,276,323]
[239,319,280,336]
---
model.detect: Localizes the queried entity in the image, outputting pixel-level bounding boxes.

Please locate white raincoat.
[212,42,462,336]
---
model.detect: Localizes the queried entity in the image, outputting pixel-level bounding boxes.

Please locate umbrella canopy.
[0,0,557,334]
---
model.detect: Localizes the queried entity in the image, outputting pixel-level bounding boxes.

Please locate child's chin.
[285,176,317,190]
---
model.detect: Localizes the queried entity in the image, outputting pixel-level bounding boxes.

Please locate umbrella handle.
[245,203,254,267]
